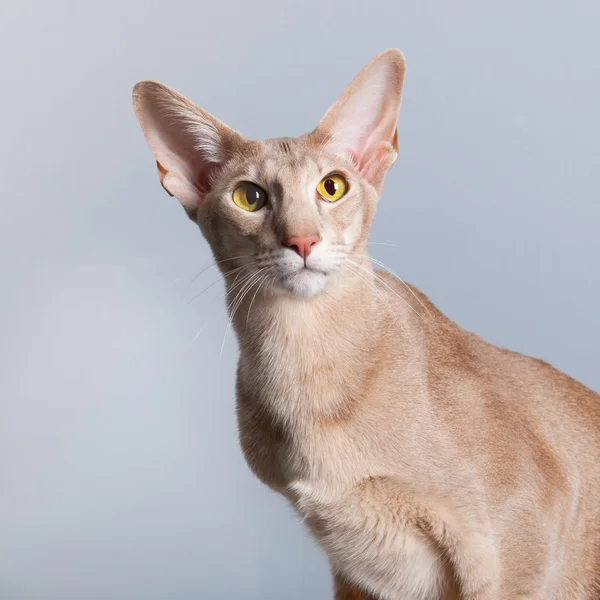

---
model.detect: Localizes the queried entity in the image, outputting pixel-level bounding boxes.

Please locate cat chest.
[236,379,356,493]
[237,402,338,493]
[237,390,446,598]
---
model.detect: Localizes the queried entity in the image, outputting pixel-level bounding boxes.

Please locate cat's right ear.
[132,81,246,220]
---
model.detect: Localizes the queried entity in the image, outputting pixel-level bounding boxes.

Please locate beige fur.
[132,49,600,599]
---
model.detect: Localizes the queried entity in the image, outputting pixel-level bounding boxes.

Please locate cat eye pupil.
[247,189,258,204]
[324,179,337,196]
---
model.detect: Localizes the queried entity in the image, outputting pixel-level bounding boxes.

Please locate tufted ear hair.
[132,81,247,220]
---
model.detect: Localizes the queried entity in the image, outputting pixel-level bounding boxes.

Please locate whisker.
[367,257,433,317]
[220,269,266,359]
[226,266,265,299]
[329,245,432,321]
[345,265,410,336]
[189,292,223,345]
[232,270,266,319]
[189,265,264,345]
[246,273,271,328]
[347,259,424,325]
[184,263,254,306]
[183,254,255,295]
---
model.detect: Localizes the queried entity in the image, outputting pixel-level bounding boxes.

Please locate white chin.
[280,270,328,298]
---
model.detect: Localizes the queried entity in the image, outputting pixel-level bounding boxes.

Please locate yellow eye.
[232,182,267,212]
[317,174,348,202]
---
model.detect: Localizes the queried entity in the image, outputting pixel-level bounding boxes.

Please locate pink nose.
[285,234,320,260]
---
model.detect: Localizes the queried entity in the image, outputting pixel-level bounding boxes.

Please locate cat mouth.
[274,264,330,297]
[302,265,328,276]
[270,257,333,297]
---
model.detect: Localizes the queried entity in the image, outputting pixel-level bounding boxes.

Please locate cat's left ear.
[132,81,247,220]
[312,49,406,192]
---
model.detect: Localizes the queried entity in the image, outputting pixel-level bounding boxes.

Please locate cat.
[132,49,600,599]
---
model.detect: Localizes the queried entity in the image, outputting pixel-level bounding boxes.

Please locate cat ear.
[132,81,246,219]
[313,49,406,191]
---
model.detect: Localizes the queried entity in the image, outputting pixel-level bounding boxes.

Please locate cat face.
[133,49,405,298]
[194,136,379,297]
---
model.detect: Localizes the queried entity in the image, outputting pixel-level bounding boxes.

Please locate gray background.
[1,0,598,598]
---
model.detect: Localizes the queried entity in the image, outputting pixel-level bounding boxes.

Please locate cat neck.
[227,262,394,425]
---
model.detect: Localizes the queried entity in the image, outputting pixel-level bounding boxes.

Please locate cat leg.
[412,495,500,600]
[334,572,498,600]
[298,475,499,600]
[333,574,380,600]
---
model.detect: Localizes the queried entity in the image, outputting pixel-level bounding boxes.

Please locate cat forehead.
[228,136,347,184]
[259,136,320,167]
[263,136,301,156]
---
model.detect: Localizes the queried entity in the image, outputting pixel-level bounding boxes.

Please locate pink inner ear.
[133,80,249,217]
[360,142,398,190]
[318,93,400,183]
[356,95,398,169]
[314,50,405,188]
[153,137,225,211]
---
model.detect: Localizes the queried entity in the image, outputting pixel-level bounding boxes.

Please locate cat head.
[133,49,405,298]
